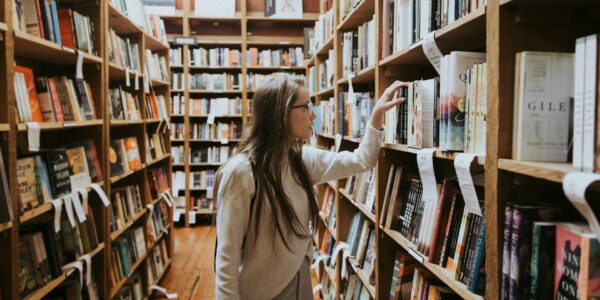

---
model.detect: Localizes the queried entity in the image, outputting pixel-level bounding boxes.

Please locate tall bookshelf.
[0,0,174,299]
[162,0,318,226]
[308,0,600,300]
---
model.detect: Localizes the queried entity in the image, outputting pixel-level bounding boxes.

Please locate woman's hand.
[369,81,409,129]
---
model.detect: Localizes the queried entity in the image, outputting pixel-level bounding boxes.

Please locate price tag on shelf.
[312,284,323,294]
[422,32,443,74]
[125,68,131,87]
[77,188,89,212]
[27,122,40,152]
[62,261,83,289]
[563,172,600,238]
[76,50,84,79]
[416,148,438,203]
[279,41,290,45]
[340,249,351,279]
[51,199,63,233]
[455,153,482,216]
[311,254,328,270]
[207,113,216,125]
[64,196,76,228]
[188,211,196,224]
[135,72,139,91]
[70,193,87,223]
[90,183,110,207]
[80,254,92,286]
[63,122,76,128]
[146,203,154,211]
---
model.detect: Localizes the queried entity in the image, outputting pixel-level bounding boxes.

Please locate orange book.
[57,8,76,49]
[15,66,43,122]
[124,137,142,170]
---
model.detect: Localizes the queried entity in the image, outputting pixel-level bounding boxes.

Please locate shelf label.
[64,196,76,228]
[76,50,84,79]
[340,248,351,279]
[125,68,131,87]
[563,172,600,238]
[27,122,40,152]
[146,203,154,211]
[279,41,290,45]
[311,254,328,269]
[62,261,83,289]
[422,32,443,74]
[63,122,76,128]
[51,199,63,233]
[207,113,216,125]
[408,247,425,263]
[173,210,182,222]
[156,119,164,134]
[144,74,150,93]
[90,183,110,207]
[455,153,482,216]
[174,36,197,46]
[188,211,197,224]
[134,72,139,91]
[312,284,323,294]
[80,254,92,287]
[332,242,350,263]
[70,193,87,223]
[335,134,342,152]
[207,188,214,199]
[63,46,75,54]
[416,148,438,203]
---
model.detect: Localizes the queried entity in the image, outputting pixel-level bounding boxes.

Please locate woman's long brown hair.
[236,73,319,251]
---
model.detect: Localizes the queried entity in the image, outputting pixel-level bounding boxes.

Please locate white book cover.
[514,52,573,162]
[582,34,597,172]
[264,0,303,19]
[195,0,235,17]
[573,37,585,171]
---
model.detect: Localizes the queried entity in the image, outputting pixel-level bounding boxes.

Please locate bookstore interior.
[1,0,600,299]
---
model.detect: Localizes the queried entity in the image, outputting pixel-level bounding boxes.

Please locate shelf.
[317,86,335,97]
[381,227,484,300]
[189,65,242,71]
[337,0,376,31]
[189,114,243,119]
[348,257,376,299]
[145,119,161,124]
[110,119,144,126]
[195,209,216,215]
[0,22,7,32]
[307,56,316,67]
[108,62,140,81]
[148,224,171,251]
[0,221,13,233]
[246,65,306,71]
[170,64,184,68]
[110,166,145,184]
[108,4,142,35]
[316,36,335,57]
[189,163,223,167]
[147,259,172,297]
[110,254,147,298]
[188,90,242,94]
[147,154,171,168]
[172,164,185,167]
[189,139,241,143]
[17,120,103,132]
[20,203,53,224]
[246,12,319,23]
[14,31,103,65]
[337,65,376,85]
[191,36,243,45]
[144,32,169,51]
[498,159,571,183]
[382,144,486,166]
[379,7,486,68]
[339,188,376,223]
[246,39,305,46]
[0,124,9,132]
[111,209,147,241]
[318,133,335,140]
[500,0,600,6]
[171,89,184,93]
[151,78,170,87]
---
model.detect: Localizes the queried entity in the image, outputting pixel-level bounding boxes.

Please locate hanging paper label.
[125,68,131,87]
[335,134,342,152]
[416,149,438,203]
[422,32,442,74]
[70,193,87,223]
[207,113,216,125]
[173,210,182,222]
[90,184,110,207]
[146,203,154,211]
[76,50,84,79]
[80,254,92,286]
[407,247,425,263]
[144,75,150,93]
[188,211,196,224]
[62,261,84,290]
[340,249,351,279]
[27,122,40,152]
[454,153,482,216]
[64,196,76,227]
[149,285,178,299]
[77,188,89,212]
[346,72,357,105]
[312,284,323,294]
[135,72,139,90]
[161,193,173,207]
[311,254,329,270]
[63,47,75,53]
[206,188,214,199]
[563,172,600,239]
[332,242,350,260]
[51,199,63,232]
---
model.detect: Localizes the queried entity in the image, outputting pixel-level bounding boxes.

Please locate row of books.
[15,66,96,123]
[110,226,147,286]
[383,0,487,57]
[109,29,142,72]
[19,209,100,297]
[113,272,144,300]
[344,169,376,214]
[147,239,170,286]
[147,201,170,246]
[110,0,167,45]
[145,49,169,82]
[17,141,102,214]
[170,123,185,140]
[169,47,183,65]
[186,98,242,116]
[339,0,363,23]
[339,91,375,139]
[171,146,184,165]
[110,184,144,234]
[313,98,335,136]
[145,91,169,119]
[246,47,305,68]
[190,170,215,190]
[190,47,241,67]
[192,196,214,211]
[190,146,235,164]
[308,66,317,94]
[190,122,243,141]
[147,166,170,200]
[341,18,376,78]
[188,73,243,91]
[146,132,168,163]
[13,1,97,55]
[45,275,101,300]
[388,259,460,300]
[320,50,336,91]
[343,271,374,300]
[0,149,12,223]
[310,8,335,55]
[345,213,377,282]
[109,138,143,178]
[320,187,337,230]
[108,87,141,121]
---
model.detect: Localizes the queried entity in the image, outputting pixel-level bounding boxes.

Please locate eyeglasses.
[292,102,314,112]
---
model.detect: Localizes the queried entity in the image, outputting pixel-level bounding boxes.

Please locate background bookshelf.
[163,0,316,226]
[307,0,600,300]
[0,0,174,299]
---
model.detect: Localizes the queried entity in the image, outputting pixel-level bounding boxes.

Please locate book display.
[306,0,600,299]
[0,0,174,299]
[162,0,319,225]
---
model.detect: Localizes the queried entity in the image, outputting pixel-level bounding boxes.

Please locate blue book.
[50,0,62,45]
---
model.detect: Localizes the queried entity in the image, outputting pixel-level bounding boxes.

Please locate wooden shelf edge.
[337,0,376,31]
[0,124,8,132]
[497,159,570,183]
[337,65,376,85]
[317,86,335,97]
[317,37,335,57]
[347,257,376,298]
[0,221,13,233]
[14,30,103,64]
[110,254,147,298]
[146,154,171,168]
[110,165,145,184]
[339,188,376,223]
[0,22,7,32]
[188,114,243,118]
[109,119,144,126]
[110,208,147,241]
[17,120,103,132]
[382,144,485,166]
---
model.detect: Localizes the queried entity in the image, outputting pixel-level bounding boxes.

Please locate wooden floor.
[155,224,321,299]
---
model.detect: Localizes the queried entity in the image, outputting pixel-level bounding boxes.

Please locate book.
[0,148,14,223]
[529,222,558,300]
[109,139,126,177]
[124,137,142,170]
[264,0,303,19]
[17,157,40,213]
[45,149,72,199]
[194,0,235,17]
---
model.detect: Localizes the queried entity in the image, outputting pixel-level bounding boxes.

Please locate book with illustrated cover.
[17,157,39,213]
[109,139,126,176]
[45,149,72,198]
[124,137,142,170]
[65,146,91,190]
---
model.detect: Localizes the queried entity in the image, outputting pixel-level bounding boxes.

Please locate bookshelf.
[306,0,600,299]
[163,0,317,226]
[0,0,174,299]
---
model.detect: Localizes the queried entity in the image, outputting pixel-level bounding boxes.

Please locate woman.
[214,73,405,299]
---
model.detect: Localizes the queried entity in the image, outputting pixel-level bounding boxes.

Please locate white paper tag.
[146,203,154,211]
[162,118,169,134]
[454,153,482,216]
[206,188,214,199]
[125,68,131,87]
[64,196,76,228]
[221,137,229,145]
[135,72,139,91]
[422,32,442,74]
[347,72,357,105]
[311,254,329,269]
[161,193,173,207]
[144,75,150,93]
[62,261,84,290]
[63,47,75,53]
[416,149,438,203]
[563,172,600,238]
[70,193,87,223]
[312,284,323,294]
[340,249,351,279]
[332,242,350,259]
[76,50,84,79]
[408,247,425,263]
[77,188,89,212]
[80,254,92,286]
[51,199,63,232]
[207,113,216,125]
[173,210,182,222]
[27,122,40,152]
[156,119,164,134]
[188,211,196,224]
[335,134,342,152]
[90,184,110,207]
[150,285,178,299]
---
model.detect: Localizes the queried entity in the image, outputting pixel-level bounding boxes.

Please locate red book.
[15,65,44,122]
[57,8,76,49]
